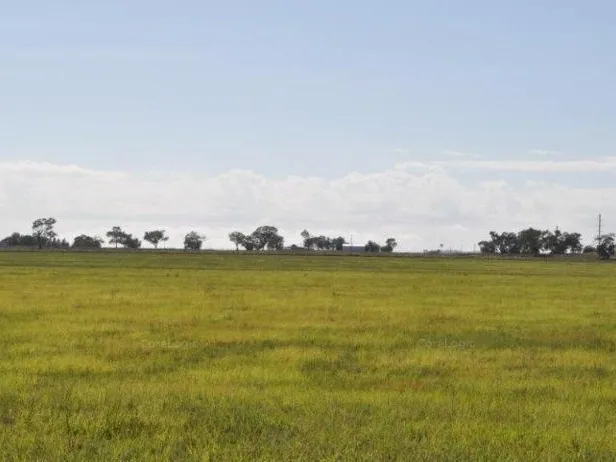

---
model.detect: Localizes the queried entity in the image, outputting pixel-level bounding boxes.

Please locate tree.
[20,235,38,247]
[540,229,582,255]
[517,227,545,256]
[251,226,282,251]
[32,217,57,249]
[184,231,205,250]
[72,235,103,249]
[143,230,168,249]
[0,233,39,248]
[122,234,141,249]
[304,236,317,250]
[1,233,25,247]
[243,236,257,251]
[314,235,331,250]
[596,234,615,260]
[542,228,564,255]
[478,240,496,254]
[500,232,521,254]
[583,245,596,254]
[300,230,312,249]
[563,232,583,254]
[106,226,127,248]
[331,236,346,251]
[105,227,141,249]
[482,227,584,256]
[364,240,380,252]
[485,231,520,254]
[381,237,398,252]
[300,230,345,251]
[229,231,246,251]
[48,238,69,249]
[266,234,284,250]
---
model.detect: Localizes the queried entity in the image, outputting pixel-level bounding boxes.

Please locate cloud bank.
[0,159,612,251]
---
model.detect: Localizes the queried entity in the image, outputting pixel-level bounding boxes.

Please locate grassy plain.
[1,251,616,461]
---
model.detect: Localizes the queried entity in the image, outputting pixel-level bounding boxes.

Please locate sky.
[2,0,616,250]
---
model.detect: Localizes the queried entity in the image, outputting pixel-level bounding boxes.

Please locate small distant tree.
[251,225,281,251]
[242,235,257,251]
[478,240,496,254]
[19,235,38,247]
[229,231,246,251]
[596,234,615,260]
[106,226,127,248]
[364,240,380,252]
[331,236,346,251]
[300,230,312,249]
[143,230,168,249]
[583,245,596,254]
[564,232,583,254]
[266,234,284,250]
[313,235,330,250]
[381,238,397,252]
[1,233,28,247]
[72,235,104,249]
[184,231,205,251]
[304,236,317,250]
[47,237,69,249]
[122,234,141,249]
[32,217,57,249]
[518,227,545,256]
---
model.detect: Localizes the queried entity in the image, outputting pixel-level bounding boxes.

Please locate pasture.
[1,251,615,460]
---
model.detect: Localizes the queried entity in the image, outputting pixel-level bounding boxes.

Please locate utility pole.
[598,214,602,242]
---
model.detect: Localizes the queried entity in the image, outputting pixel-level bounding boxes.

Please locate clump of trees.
[1,232,38,248]
[2,219,401,255]
[299,230,346,251]
[5,216,615,261]
[478,228,583,256]
[363,238,397,253]
[106,226,141,249]
[0,218,69,249]
[0,231,69,249]
[477,227,616,259]
[72,235,104,249]
[228,226,284,251]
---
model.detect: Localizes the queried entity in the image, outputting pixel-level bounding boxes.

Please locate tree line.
[478,227,615,259]
[3,217,613,259]
[0,218,398,253]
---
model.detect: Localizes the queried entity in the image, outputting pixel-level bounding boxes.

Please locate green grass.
[1,251,616,460]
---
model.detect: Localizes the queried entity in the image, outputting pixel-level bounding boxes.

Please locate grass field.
[1,251,616,461]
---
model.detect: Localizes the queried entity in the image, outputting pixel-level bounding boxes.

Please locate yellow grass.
[1,251,615,460]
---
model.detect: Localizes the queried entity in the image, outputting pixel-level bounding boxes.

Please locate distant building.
[285,245,306,251]
[342,245,365,253]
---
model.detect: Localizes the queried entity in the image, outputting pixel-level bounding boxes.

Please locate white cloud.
[0,160,612,251]
[397,158,616,173]
[529,149,564,157]
[442,150,482,158]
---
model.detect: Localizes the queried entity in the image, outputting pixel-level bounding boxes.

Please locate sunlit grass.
[1,252,616,460]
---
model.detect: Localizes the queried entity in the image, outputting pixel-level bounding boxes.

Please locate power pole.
[598,214,602,242]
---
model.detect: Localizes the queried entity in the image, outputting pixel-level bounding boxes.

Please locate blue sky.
[1,1,615,249]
